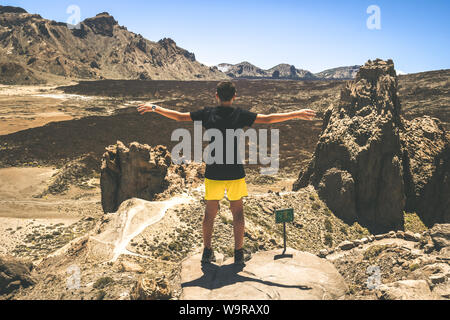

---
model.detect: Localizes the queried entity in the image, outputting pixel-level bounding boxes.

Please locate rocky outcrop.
[180,248,348,300]
[402,117,450,225]
[0,62,43,85]
[100,141,203,213]
[294,59,406,233]
[294,59,449,233]
[0,6,27,14]
[83,12,117,37]
[0,255,35,295]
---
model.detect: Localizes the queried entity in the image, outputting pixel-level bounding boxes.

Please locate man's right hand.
[295,109,316,121]
[137,103,158,115]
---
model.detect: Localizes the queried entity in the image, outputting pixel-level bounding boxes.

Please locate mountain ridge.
[217,61,361,80]
[0,6,228,84]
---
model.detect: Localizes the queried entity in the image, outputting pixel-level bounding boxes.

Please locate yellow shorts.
[204,178,248,201]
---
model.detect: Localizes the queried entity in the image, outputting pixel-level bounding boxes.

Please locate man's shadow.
[181,262,312,291]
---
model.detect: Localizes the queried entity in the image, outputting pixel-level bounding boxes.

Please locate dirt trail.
[90,195,194,262]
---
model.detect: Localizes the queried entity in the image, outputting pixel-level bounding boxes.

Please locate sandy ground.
[0,166,101,261]
[0,85,86,135]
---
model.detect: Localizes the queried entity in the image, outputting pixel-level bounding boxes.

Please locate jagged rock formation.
[217,61,315,80]
[0,7,227,83]
[294,59,406,232]
[180,248,348,300]
[293,59,449,233]
[0,255,35,295]
[402,117,450,225]
[314,65,360,80]
[100,141,203,213]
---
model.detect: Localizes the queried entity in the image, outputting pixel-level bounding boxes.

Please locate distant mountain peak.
[0,7,227,84]
[0,5,28,14]
[217,62,315,80]
[314,65,361,80]
[82,12,118,37]
[96,12,112,17]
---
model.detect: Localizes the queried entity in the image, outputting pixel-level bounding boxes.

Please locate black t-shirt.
[190,106,258,180]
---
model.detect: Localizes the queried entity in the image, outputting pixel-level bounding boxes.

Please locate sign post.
[274,208,294,260]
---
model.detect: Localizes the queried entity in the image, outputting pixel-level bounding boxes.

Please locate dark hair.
[216,81,236,102]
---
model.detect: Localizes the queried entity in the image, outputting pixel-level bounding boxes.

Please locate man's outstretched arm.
[137,103,192,122]
[255,109,316,124]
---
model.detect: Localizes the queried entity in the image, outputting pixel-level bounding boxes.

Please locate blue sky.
[3,0,449,73]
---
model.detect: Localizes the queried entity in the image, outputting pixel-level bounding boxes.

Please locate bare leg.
[230,199,245,250]
[203,200,219,249]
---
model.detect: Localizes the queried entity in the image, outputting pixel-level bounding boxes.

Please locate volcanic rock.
[0,6,27,14]
[180,248,348,300]
[294,59,406,233]
[294,59,449,232]
[402,116,450,225]
[430,224,450,249]
[83,12,117,37]
[0,255,35,295]
[377,280,437,300]
[100,141,203,213]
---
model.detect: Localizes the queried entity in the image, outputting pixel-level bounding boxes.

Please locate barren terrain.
[0,68,448,300]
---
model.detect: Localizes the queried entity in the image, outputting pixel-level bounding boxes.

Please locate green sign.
[275,208,294,224]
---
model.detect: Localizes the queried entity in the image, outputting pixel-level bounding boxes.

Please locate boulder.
[180,248,348,300]
[338,241,355,251]
[430,224,450,249]
[0,255,35,295]
[429,274,446,285]
[100,141,203,213]
[318,249,328,258]
[377,280,437,300]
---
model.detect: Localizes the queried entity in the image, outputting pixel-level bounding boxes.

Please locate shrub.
[324,218,333,233]
[324,234,333,247]
[93,277,114,289]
